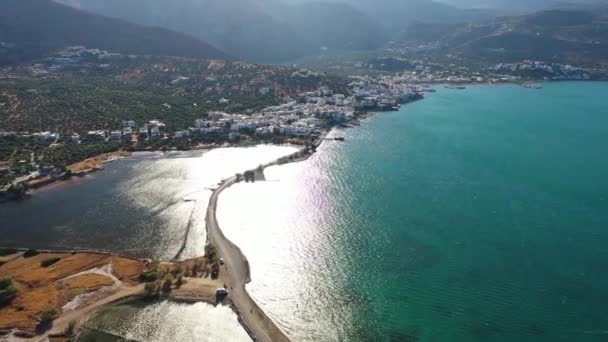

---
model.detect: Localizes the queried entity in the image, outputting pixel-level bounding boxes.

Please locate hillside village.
[0,44,603,201]
[0,75,426,198]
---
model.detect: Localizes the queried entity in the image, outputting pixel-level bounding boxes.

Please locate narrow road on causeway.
[206,176,291,342]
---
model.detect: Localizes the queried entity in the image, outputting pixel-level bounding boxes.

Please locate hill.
[401,9,608,64]
[437,0,608,11]
[347,0,498,32]
[0,0,227,66]
[67,0,388,63]
[275,2,388,51]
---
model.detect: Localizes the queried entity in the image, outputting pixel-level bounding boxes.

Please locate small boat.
[444,84,466,90]
[522,83,543,89]
[334,137,345,141]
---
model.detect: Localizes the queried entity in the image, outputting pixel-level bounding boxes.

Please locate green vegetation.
[0,277,18,307]
[0,58,348,133]
[40,257,61,268]
[144,281,159,297]
[23,249,40,258]
[139,270,159,283]
[39,307,59,322]
[399,10,608,65]
[43,142,126,168]
[67,320,77,336]
[2,183,28,200]
[205,244,221,280]
[0,248,19,256]
[162,274,174,293]
[175,274,184,289]
[204,244,219,265]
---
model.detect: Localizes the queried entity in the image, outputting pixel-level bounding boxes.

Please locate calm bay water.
[2,83,608,341]
[0,145,297,341]
[81,300,251,342]
[217,82,608,341]
[0,145,298,260]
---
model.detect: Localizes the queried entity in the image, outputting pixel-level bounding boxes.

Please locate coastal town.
[0,73,428,200]
[1,50,602,202]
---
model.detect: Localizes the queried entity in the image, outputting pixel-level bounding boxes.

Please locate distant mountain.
[65,0,388,63]
[437,0,608,11]
[284,0,500,32]
[277,2,388,51]
[353,0,499,30]
[402,9,608,64]
[0,0,228,66]
[72,0,315,63]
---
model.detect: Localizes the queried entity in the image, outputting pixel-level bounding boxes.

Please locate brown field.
[67,150,131,173]
[0,251,146,332]
[171,277,221,303]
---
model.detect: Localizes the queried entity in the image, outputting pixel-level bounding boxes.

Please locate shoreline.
[204,140,321,342]
[2,78,570,200]
[0,248,229,341]
[9,142,309,199]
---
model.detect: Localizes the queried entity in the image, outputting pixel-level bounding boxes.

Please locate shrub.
[162,275,173,293]
[175,275,184,289]
[139,270,159,283]
[205,244,218,264]
[23,249,39,258]
[67,320,77,336]
[40,257,61,268]
[39,307,59,322]
[0,277,18,306]
[0,248,18,256]
[144,281,158,296]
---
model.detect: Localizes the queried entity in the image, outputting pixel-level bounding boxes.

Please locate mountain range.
[436,0,608,11]
[402,9,608,64]
[0,0,227,66]
[3,0,607,67]
[62,0,501,63]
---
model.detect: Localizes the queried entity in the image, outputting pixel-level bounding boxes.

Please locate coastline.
[0,248,228,341]
[8,141,311,199]
[1,78,564,200]
[205,144,319,342]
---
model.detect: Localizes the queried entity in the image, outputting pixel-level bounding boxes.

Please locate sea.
[2,82,608,341]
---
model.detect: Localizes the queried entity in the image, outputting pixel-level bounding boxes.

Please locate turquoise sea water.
[2,82,607,341]
[218,82,608,341]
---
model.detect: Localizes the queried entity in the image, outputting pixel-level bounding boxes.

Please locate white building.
[108,131,123,142]
[174,130,191,139]
[150,127,161,139]
[32,132,52,143]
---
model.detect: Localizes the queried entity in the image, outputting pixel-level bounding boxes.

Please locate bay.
[217,82,608,341]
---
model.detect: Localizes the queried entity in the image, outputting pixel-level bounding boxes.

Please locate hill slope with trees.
[0,0,228,66]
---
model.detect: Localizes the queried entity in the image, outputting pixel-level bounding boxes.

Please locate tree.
[23,249,39,258]
[162,275,174,293]
[39,307,59,323]
[40,257,61,268]
[67,320,77,336]
[175,275,184,289]
[6,183,27,200]
[144,281,158,296]
[0,277,18,307]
